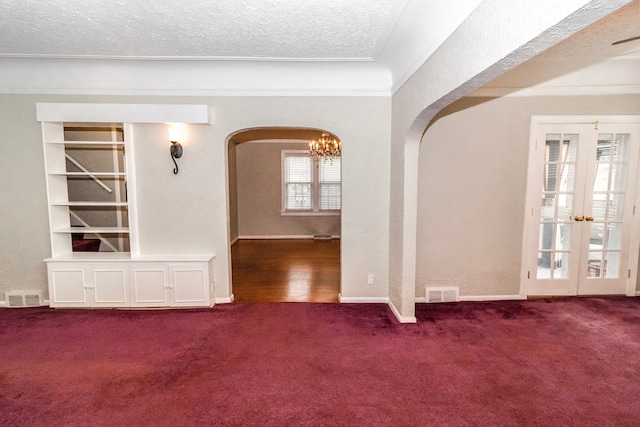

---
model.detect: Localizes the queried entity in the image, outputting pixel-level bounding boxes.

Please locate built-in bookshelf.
[38,103,214,308]
[42,122,132,256]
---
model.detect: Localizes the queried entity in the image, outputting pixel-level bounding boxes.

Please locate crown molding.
[0,57,392,97]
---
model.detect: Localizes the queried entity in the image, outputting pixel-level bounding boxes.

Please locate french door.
[524,117,640,296]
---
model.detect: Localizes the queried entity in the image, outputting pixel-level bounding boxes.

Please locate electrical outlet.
[367,273,374,285]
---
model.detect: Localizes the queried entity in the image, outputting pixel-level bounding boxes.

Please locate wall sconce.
[168,127,183,174]
[170,140,183,174]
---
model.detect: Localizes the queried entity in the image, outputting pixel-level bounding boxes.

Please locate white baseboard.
[338,294,388,303]
[338,294,417,323]
[0,301,6,307]
[387,300,417,323]
[240,235,313,240]
[416,294,525,303]
[230,237,239,246]
[459,294,525,302]
[215,294,235,304]
[238,235,341,240]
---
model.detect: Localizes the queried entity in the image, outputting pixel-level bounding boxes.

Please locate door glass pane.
[544,135,577,193]
[559,165,576,192]
[537,253,551,279]
[555,252,570,279]
[611,134,629,161]
[539,224,554,250]
[594,163,609,192]
[540,193,557,221]
[605,223,622,250]
[546,134,578,161]
[597,135,612,160]
[604,252,620,278]
[543,164,559,192]
[588,252,603,278]
[589,223,604,247]
[592,198,606,221]
[610,164,627,191]
[563,136,578,162]
[557,194,573,221]
[545,137,560,162]
[557,224,571,250]
[607,193,624,220]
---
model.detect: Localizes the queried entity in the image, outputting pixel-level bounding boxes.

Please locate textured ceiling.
[3,0,634,96]
[469,0,640,96]
[0,0,488,94]
[0,0,404,59]
[537,0,640,59]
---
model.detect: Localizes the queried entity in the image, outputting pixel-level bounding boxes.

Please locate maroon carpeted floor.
[2,298,640,426]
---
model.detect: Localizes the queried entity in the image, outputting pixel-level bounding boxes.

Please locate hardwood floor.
[231,239,340,303]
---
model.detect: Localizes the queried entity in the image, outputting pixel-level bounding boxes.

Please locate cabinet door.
[91,264,129,307]
[48,266,89,307]
[170,264,210,307]
[131,264,169,307]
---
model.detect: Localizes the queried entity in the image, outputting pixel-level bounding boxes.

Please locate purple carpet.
[1,298,640,426]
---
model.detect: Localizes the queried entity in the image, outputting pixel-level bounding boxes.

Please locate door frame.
[521,115,640,298]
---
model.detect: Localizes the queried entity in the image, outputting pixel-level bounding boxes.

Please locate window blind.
[319,158,341,210]
[284,155,312,210]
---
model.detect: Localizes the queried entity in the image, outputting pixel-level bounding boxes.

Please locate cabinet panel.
[172,268,206,305]
[50,269,87,305]
[93,267,128,306]
[132,266,168,305]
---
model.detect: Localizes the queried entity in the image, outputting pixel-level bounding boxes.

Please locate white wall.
[388,0,626,320]
[0,94,391,303]
[0,95,52,298]
[235,142,340,238]
[417,94,640,298]
[228,141,239,242]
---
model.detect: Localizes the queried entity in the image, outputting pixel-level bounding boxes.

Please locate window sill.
[281,211,340,217]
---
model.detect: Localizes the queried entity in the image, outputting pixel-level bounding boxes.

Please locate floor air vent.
[5,291,44,308]
[425,287,459,303]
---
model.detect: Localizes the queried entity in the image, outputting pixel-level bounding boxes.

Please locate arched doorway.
[226,127,342,302]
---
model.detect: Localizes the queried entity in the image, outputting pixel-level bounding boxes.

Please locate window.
[282,150,341,214]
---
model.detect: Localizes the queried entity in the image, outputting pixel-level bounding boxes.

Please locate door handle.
[585,216,594,221]
[574,215,585,221]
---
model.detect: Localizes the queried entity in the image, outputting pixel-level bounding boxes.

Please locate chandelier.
[309,132,341,163]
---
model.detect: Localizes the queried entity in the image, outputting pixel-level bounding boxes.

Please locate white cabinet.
[46,254,215,308]
[48,263,130,308]
[130,262,213,307]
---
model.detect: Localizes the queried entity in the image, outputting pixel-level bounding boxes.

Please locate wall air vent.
[425,287,459,303]
[5,291,44,308]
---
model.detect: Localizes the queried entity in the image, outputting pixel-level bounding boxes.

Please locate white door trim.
[521,115,640,298]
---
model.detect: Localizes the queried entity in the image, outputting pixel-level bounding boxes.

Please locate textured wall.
[0,94,390,303]
[227,141,239,242]
[235,142,340,238]
[417,95,640,298]
[388,0,628,320]
[0,95,51,300]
